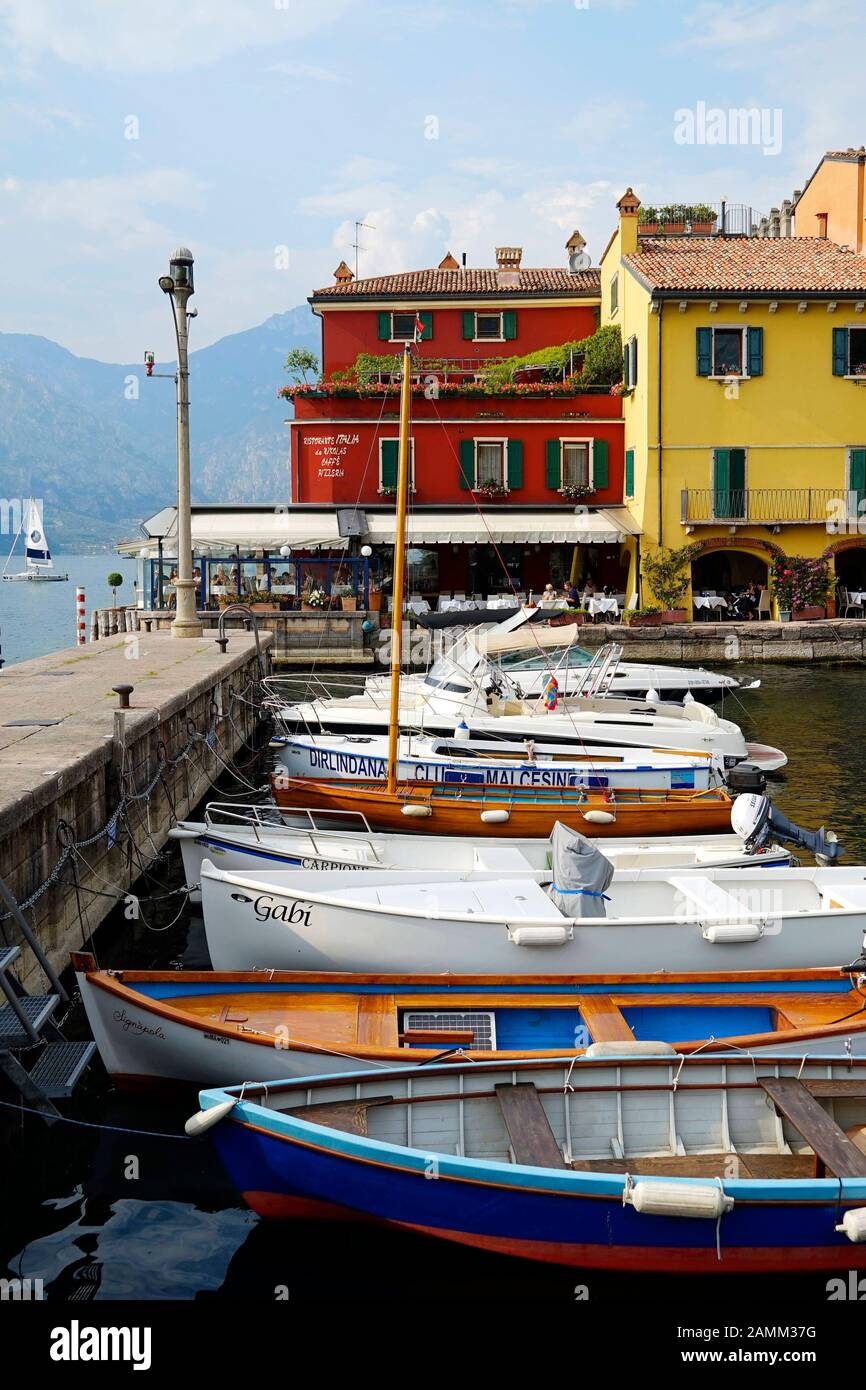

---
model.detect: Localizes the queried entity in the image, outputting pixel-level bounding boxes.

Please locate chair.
[757,589,772,621]
[844,587,865,618]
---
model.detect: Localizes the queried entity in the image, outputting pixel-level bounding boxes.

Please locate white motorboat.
[1,498,68,582]
[270,648,786,772]
[276,730,726,793]
[200,855,866,975]
[171,799,795,901]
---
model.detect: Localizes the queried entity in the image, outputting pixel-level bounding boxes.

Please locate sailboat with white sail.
[2,499,68,582]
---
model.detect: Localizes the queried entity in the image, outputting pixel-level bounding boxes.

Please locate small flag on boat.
[413,315,425,341]
[543,674,559,711]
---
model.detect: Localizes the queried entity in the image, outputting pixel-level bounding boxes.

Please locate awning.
[363,507,641,546]
[188,512,346,553]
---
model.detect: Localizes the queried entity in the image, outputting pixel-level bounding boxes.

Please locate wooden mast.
[386,342,412,794]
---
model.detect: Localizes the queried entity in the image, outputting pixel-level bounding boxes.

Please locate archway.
[823,537,866,592]
[691,548,769,593]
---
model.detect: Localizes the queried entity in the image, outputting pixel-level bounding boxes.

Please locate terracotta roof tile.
[624,236,866,294]
[311,266,600,299]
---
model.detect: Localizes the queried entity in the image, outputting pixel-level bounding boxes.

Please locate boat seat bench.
[759,1077,866,1178]
[667,874,747,921]
[494,1082,567,1169]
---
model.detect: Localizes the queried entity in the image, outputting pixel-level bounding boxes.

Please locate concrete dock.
[0,630,271,987]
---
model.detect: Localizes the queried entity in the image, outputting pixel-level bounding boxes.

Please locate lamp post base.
[171,579,203,638]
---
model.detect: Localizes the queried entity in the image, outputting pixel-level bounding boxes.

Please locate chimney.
[438,251,460,270]
[817,212,828,239]
[616,187,641,256]
[495,246,523,271]
[333,260,354,283]
[780,199,793,237]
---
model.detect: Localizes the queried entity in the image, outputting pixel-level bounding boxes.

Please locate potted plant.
[301,583,329,612]
[769,555,833,621]
[366,583,383,613]
[548,608,585,627]
[216,589,240,608]
[624,605,664,627]
[561,482,594,502]
[640,544,692,623]
[638,206,659,235]
[333,582,357,612]
[247,590,283,613]
[659,204,687,234]
[688,204,717,235]
[478,478,507,499]
[107,571,124,609]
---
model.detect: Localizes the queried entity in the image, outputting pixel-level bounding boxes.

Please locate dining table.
[584,595,620,619]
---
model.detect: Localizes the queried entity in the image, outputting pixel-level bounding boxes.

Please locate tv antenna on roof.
[353,220,375,278]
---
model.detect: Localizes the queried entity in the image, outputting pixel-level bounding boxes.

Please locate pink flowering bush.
[769,555,834,612]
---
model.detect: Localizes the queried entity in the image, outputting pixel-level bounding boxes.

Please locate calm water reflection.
[2,661,865,1301]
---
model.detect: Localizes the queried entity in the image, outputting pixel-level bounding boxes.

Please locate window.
[610,274,619,315]
[476,439,506,486]
[562,441,590,489]
[475,312,503,340]
[379,311,431,341]
[379,438,415,492]
[623,335,637,390]
[696,326,763,378]
[834,327,866,378]
[461,310,517,341]
[391,312,416,340]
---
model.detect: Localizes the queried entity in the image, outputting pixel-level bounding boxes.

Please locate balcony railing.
[638,202,762,238]
[681,488,852,525]
[355,352,588,387]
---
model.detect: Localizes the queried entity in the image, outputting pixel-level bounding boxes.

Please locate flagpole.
[386,341,413,795]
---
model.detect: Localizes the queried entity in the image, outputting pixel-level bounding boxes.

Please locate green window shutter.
[696,327,713,376]
[625,448,635,498]
[833,327,849,376]
[592,439,609,490]
[729,447,746,492]
[459,439,474,489]
[545,439,562,490]
[462,311,475,340]
[747,326,763,377]
[506,439,523,490]
[622,345,629,385]
[380,440,398,489]
[419,311,433,340]
[503,310,518,340]
[713,447,744,519]
[631,337,638,387]
[850,447,866,504]
[378,312,391,341]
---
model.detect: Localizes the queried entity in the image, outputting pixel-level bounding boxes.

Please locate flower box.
[793,605,826,621]
[627,612,664,628]
[690,221,714,235]
[660,609,688,624]
[366,592,382,612]
[340,596,358,612]
[638,222,659,236]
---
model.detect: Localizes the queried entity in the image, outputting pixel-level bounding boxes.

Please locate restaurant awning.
[363,507,641,546]
[118,505,640,556]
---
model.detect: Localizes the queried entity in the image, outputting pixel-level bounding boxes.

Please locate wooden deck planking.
[759,1077,866,1178]
[494,1083,567,1169]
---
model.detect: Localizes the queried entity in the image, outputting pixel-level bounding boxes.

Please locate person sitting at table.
[214,565,227,586]
[542,582,558,601]
[583,576,596,596]
[565,581,579,607]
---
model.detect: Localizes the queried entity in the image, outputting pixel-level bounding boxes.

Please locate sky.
[0,0,863,362]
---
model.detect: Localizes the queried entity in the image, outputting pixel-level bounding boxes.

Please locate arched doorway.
[691,548,769,593]
[827,540,866,592]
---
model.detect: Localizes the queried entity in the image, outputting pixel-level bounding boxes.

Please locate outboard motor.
[546,822,615,918]
[731,793,842,864]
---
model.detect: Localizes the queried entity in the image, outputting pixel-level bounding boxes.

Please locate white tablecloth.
[849,591,866,605]
[486,596,518,610]
[439,598,479,612]
[538,599,569,611]
[408,598,431,614]
[585,595,619,617]
[693,595,729,611]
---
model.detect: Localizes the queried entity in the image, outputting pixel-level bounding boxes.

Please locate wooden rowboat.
[190,1053,866,1272]
[73,953,866,1090]
[270,774,735,839]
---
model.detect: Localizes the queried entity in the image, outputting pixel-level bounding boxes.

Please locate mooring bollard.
[215,637,229,653]
[143,618,153,633]
[76,586,86,646]
[112,684,134,710]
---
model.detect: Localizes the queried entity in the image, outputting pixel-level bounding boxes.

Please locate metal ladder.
[0,875,95,1120]
[571,643,623,699]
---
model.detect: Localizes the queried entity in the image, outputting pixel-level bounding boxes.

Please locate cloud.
[0,169,205,250]
[266,60,343,84]
[0,0,353,73]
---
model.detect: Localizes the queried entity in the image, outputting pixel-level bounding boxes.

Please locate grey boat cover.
[547,822,614,918]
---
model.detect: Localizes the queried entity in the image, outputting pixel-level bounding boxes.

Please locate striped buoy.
[76,587,86,645]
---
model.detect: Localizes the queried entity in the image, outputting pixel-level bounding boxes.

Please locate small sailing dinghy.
[200,826,864,975]
[74,954,866,1090]
[171,796,797,897]
[188,1053,866,1272]
[1,498,67,582]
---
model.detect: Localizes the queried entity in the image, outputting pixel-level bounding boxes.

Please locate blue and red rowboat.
[190,1053,866,1273]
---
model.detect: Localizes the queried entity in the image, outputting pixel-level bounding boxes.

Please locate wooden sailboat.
[270,338,734,837]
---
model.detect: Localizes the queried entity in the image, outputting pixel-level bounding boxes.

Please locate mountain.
[0,306,320,550]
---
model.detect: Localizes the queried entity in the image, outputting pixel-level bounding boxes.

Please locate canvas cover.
[547,821,614,918]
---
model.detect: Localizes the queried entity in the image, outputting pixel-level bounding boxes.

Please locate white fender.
[508,924,572,946]
[481,809,510,824]
[836,1208,866,1243]
[401,803,432,818]
[184,1098,237,1137]
[702,922,764,943]
[625,1178,734,1220]
[582,810,616,825]
[585,1041,677,1058]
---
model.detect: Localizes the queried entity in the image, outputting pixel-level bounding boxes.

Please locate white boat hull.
[201,863,866,975]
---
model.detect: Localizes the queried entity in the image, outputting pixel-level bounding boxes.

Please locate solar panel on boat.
[403,1011,497,1051]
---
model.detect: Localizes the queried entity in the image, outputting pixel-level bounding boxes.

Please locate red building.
[283,243,634,602]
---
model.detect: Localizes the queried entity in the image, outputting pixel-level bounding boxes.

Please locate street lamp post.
[160,248,202,638]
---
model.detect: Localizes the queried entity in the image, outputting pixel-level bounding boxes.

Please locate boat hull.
[270,776,735,839]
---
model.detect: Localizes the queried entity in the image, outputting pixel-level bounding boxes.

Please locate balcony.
[681,488,849,526]
[638,202,763,238]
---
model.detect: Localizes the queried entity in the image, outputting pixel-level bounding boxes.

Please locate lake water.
[0,554,138,665]
[2,662,866,1303]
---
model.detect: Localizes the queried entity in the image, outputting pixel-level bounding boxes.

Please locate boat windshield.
[422,656,475,695]
[499,645,592,672]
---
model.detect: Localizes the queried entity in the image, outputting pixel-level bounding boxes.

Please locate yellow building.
[601,187,866,613]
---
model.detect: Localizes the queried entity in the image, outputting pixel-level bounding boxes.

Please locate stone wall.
[574,618,866,663]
